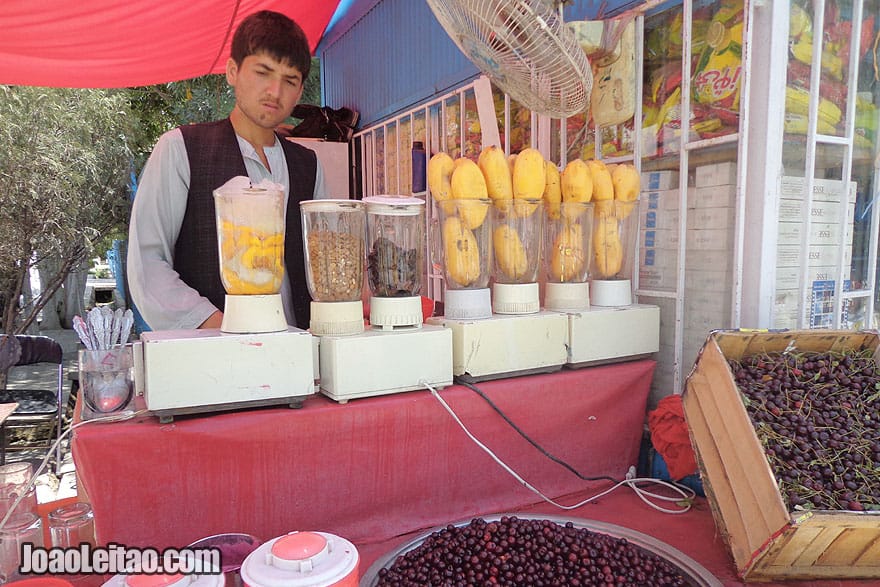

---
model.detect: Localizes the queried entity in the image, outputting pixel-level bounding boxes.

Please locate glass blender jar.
[490,198,544,314]
[365,196,425,329]
[300,200,366,336]
[591,199,639,306]
[214,183,287,333]
[543,201,594,311]
[436,198,493,319]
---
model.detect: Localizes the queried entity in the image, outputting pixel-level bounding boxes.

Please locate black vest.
[176,119,316,329]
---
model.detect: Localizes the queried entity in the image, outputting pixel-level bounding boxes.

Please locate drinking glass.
[48,502,95,548]
[0,463,37,518]
[0,512,42,583]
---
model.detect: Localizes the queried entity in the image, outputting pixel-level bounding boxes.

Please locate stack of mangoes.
[428,147,639,285]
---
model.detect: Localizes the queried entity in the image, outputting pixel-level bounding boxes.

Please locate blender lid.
[299,199,364,212]
[364,195,425,215]
[364,195,425,206]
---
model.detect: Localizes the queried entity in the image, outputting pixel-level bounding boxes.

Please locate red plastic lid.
[270,532,328,561]
[6,580,74,587]
[125,574,185,587]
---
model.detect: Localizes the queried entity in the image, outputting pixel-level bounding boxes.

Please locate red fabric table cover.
[71,360,655,550]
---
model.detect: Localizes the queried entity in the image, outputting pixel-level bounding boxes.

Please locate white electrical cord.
[0,409,149,531]
[421,380,695,514]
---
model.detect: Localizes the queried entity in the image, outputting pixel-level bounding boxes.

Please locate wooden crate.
[682,329,880,581]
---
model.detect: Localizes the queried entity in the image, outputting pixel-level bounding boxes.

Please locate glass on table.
[0,463,37,518]
[48,502,95,548]
[0,512,43,583]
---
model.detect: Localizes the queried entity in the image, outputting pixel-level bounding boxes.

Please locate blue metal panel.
[319,0,478,127]
[319,0,652,127]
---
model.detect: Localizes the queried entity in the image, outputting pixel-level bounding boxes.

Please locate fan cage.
[426,0,593,119]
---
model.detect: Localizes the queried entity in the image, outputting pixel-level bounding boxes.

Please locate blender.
[300,199,367,336]
[427,197,567,380]
[543,201,594,312]
[306,197,452,403]
[491,198,543,314]
[365,196,426,329]
[567,198,661,367]
[137,178,315,422]
[436,198,494,319]
[215,185,287,333]
[590,199,638,306]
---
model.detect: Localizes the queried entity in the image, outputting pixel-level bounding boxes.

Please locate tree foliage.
[0,87,135,333]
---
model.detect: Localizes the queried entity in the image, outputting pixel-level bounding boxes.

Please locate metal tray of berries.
[360,514,722,586]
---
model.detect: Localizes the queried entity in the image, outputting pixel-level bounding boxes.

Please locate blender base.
[310,300,365,336]
[137,327,315,421]
[318,325,453,402]
[590,279,633,307]
[544,282,590,312]
[566,304,660,368]
[221,294,288,333]
[369,296,424,330]
[443,288,492,320]
[492,282,540,314]
[426,312,568,381]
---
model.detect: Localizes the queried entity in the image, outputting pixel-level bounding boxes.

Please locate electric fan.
[426,0,593,119]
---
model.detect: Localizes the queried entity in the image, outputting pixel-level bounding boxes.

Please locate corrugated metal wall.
[319,0,648,128]
[319,0,478,128]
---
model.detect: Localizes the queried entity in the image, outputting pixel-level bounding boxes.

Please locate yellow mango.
[427,152,455,202]
[512,148,546,199]
[512,148,545,218]
[442,217,481,287]
[478,145,513,201]
[451,158,489,229]
[493,224,529,280]
[612,163,640,219]
[593,215,623,278]
[587,159,614,201]
[561,159,593,204]
[549,223,586,282]
[543,161,562,220]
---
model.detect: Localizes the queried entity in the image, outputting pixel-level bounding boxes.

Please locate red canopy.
[0,0,341,88]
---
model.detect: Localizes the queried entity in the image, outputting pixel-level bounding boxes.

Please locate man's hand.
[199,310,224,329]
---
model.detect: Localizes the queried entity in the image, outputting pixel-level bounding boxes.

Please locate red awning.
[0,0,342,88]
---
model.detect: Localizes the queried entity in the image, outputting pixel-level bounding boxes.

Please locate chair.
[0,335,65,471]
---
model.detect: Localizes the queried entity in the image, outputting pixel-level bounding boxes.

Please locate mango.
[493,224,529,281]
[478,145,513,201]
[512,148,545,218]
[450,158,489,229]
[587,159,614,202]
[543,161,562,220]
[427,152,455,202]
[612,163,640,219]
[593,215,623,278]
[561,159,593,204]
[549,223,586,282]
[443,217,481,287]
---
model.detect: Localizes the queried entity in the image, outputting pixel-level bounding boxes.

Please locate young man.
[127,10,324,331]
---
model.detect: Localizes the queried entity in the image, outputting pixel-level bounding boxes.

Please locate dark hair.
[231,10,311,79]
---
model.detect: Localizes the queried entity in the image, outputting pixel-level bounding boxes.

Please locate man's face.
[226,52,304,130]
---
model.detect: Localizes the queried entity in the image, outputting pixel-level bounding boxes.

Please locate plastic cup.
[78,347,134,418]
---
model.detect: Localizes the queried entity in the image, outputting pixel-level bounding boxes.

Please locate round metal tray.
[360,514,722,587]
